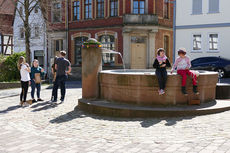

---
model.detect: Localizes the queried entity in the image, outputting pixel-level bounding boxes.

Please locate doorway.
[131,36,146,69]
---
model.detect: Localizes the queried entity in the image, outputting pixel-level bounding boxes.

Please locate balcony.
[123,14,158,25]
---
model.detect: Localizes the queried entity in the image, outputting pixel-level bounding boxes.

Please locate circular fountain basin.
[99,69,218,105]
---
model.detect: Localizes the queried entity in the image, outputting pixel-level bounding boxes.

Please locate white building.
[13,1,47,70]
[175,0,230,60]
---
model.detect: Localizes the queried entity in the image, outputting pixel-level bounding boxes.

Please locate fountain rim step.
[77,98,230,118]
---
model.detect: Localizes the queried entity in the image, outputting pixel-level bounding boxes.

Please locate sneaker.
[32,99,37,103]
[160,89,165,95]
[37,98,44,101]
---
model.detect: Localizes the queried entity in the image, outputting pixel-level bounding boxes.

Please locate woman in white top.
[17,56,31,106]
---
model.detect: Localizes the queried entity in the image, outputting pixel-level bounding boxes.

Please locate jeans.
[31,79,41,99]
[177,69,197,87]
[20,81,29,102]
[155,69,168,90]
[53,75,67,101]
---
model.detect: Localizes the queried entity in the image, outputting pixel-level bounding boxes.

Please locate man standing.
[52,51,71,102]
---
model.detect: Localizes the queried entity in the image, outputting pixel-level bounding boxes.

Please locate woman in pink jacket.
[171,48,199,95]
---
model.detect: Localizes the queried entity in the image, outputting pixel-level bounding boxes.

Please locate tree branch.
[11,0,26,23]
[29,0,40,14]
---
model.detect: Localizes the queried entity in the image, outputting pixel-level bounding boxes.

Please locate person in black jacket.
[153,48,171,95]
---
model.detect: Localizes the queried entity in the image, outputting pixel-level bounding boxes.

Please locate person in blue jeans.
[52,51,71,103]
[30,59,45,103]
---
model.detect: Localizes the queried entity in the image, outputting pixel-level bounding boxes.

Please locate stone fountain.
[78,39,230,117]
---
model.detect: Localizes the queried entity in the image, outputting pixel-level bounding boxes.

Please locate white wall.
[176,0,230,26]
[13,0,47,70]
[176,27,230,60]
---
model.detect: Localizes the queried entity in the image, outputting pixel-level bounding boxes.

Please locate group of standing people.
[153,47,199,96]
[18,50,71,106]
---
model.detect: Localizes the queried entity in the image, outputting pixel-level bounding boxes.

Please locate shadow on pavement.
[31,101,59,112]
[46,81,82,90]
[49,107,195,128]
[0,105,21,114]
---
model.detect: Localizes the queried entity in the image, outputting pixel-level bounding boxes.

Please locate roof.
[0,0,16,15]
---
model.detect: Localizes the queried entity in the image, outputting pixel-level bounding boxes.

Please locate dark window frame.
[73,0,80,21]
[110,0,118,17]
[164,0,170,18]
[52,2,62,23]
[133,0,145,14]
[97,0,104,18]
[84,0,92,19]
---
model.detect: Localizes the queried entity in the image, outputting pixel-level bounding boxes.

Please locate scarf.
[157,55,167,63]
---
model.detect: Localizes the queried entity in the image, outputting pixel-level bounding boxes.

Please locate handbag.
[34,73,41,84]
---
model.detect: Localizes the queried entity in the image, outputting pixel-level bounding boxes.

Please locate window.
[34,27,39,37]
[99,35,115,65]
[1,35,13,55]
[164,0,169,18]
[133,0,145,14]
[209,34,218,50]
[52,2,61,22]
[84,0,92,19]
[209,0,219,13]
[97,0,104,18]
[110,0,118,17]
[74,37,88,65]
[164,35,169,57]
[73,1,80,20]
[193,34,202,51]
[20,28,24,39]
[19,6,23,15]
[192,0,202,14]
[55,39,63,51]
[34,6,39,13]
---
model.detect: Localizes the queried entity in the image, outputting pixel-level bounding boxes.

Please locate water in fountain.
[102,49,126,71]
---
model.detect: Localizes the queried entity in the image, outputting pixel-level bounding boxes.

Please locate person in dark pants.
[51,56,58,101]
[17,56,31,106]
[153,48,171,95]
[52,51,71,103]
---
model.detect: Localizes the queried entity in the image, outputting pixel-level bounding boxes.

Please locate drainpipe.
[66,0,69,58]
[172,0,176,62]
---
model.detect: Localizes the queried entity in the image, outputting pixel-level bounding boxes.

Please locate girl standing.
[171,48,199,95]
[17,56,31,106]
[30,59,45,103]
[153,48,171,95]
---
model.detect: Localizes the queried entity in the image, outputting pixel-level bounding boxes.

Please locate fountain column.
[82,47,102,99]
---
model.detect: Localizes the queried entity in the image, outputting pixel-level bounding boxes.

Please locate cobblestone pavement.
[0,82,230,153]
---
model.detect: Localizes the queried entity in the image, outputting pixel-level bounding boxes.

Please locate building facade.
[176,0,230,60]
[47,0,173,78]
[0,0,15,55]
[13,1,47,70]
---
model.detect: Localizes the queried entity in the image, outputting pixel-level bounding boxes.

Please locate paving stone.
[0,83,230,152]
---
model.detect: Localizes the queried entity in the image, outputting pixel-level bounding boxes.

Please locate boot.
[181,86,188,95]
[193,85,199,95]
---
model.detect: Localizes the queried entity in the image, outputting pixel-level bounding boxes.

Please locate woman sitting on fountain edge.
[153,48,171,95]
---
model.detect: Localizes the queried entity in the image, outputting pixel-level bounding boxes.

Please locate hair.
[178,48,186,55]
[60,50,66,56]
[157,48,165,56]
[32,59,39,67]
[17,56,25,70]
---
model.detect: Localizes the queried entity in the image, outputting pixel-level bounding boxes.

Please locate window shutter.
[192,0,202,14]
[209,0,219,13]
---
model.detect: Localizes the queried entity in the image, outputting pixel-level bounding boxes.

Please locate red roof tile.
[0,0,16,15]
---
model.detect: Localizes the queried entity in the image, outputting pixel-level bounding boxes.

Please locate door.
[131,36,146,69]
